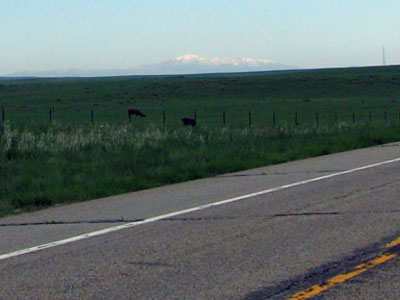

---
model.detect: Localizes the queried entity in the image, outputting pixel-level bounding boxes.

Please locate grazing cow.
[128,108,146,117]
[181,118,196,127]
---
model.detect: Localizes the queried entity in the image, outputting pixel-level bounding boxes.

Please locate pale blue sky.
[1,0,399,75]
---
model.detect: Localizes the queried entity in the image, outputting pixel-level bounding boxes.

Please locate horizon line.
[1,64,399,80]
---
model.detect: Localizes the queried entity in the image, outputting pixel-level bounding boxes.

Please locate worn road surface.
[1,143,400,299]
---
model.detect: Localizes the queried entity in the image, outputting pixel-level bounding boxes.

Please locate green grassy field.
[1,65,400,217]
[1,65,400,127]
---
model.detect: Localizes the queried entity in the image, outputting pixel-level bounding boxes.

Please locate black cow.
[181,118,196,127]
[128,108,146,117]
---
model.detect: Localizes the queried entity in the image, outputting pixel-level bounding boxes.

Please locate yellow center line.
[383,236,400,249]
[287,234,400,299]
[287,253,397,300]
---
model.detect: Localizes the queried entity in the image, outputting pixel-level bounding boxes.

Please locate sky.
[1,0,399,76]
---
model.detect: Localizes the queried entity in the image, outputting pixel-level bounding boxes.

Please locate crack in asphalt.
[165,209,400,222]
[164,212,341,221]
[369,179,400,190]
[123,261,172,267]
[331,179,400,202]
[2,210,400,227]
[0,218,144,227]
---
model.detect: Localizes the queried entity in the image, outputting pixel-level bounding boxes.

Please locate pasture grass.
[1,121,400,217]
[1,65,400,127]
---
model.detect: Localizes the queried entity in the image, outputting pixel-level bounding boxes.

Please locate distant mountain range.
[5,54,296,78]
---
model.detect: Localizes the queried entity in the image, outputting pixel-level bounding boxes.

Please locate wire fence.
[2,106,400,128]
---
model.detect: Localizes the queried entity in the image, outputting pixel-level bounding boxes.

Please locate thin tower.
[382,45,386,66]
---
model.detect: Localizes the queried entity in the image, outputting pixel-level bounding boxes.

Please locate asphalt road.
[1,142,400,299]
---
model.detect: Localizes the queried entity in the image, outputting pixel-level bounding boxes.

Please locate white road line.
[1,157,400,262]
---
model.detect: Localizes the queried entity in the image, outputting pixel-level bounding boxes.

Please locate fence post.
[91,110,94,123]
[223,111,226,126]
[163,110,166,127]
[273,111,276,127]
[248,111,252,127]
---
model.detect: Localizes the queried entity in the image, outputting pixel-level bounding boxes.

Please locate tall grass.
[1,121,400,217]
